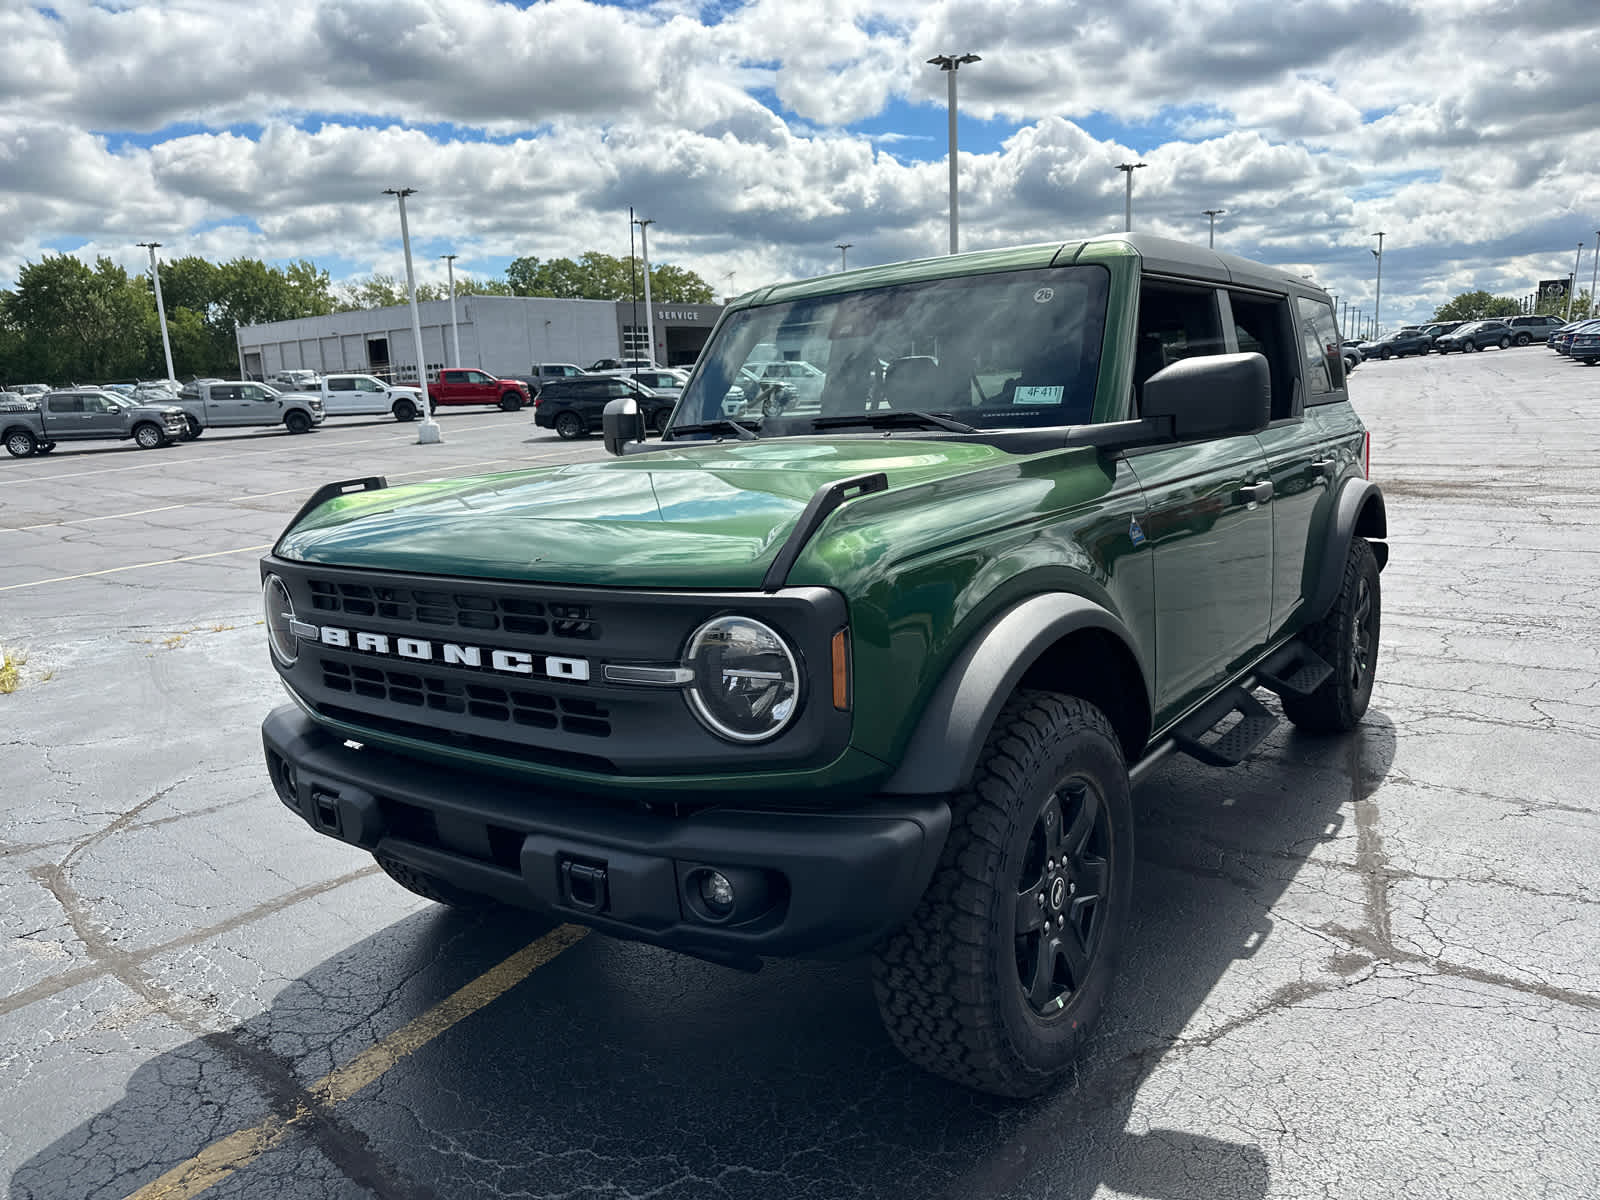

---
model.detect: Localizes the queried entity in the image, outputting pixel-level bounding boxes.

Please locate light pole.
[1203,209,1225,248]
[1590,231,1599,318]
[1371,232,1385,336]
[1567,242,1584,322]
[138,242,176,383]
[440,254,461,367]
[836,243,853,271]
[384,187,439,445]
[634,216,655,369]
[1117,163,1146,232]
[927,52,980,255]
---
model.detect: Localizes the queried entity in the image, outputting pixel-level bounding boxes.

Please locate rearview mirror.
[602,398,644,456]
[1141,352,1271,441]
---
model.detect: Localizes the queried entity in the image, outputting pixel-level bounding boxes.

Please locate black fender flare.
[1306,479,1388,623]
[878,593,1151,796]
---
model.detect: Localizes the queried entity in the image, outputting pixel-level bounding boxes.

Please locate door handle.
[1239,481,1274,504]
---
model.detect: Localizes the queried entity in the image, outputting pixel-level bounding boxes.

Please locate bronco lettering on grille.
[316,625,590,681]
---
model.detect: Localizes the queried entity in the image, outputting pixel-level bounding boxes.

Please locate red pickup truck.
[428,368,532,411]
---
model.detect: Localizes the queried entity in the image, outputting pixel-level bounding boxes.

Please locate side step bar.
[1171,687,1278,768]
[1168,642,1334,769]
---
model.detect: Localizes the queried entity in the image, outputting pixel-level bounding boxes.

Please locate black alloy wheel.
[1498,335,1511,349]
[392,398,417,422]
[1515,332,1532,346]
[500,392,523,412]
[554,410,586,440]
[1012,778,1112,1019]
[285,410,312,434]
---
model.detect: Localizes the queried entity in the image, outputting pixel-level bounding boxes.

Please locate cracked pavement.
[3,357,1598,1199]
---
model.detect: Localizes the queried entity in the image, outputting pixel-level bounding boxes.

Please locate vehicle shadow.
[11,713,1394,1200]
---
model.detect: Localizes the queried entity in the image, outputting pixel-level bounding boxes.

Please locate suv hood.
[277,439,1033,588]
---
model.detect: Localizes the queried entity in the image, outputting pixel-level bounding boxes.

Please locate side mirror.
[602,397,644,456]
[1141,352,1271,441]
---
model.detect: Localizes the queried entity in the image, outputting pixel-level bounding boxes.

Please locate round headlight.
[263,574,300,665]
[684,616,800,743]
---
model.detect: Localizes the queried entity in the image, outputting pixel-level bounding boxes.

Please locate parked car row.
[1550,318,1600,362]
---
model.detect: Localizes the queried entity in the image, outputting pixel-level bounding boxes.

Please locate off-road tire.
[873,691,1134,1097]
[6,429,37,457]
[500,392,523,412]
[183,415,203,440]
[554,411,586,440]
[392,398,417,422]
[284,410,313,434]
[1282,537,1381,733]
[376,854,498,909]
[133,422,165,449]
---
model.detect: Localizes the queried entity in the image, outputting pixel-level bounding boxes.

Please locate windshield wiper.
[667,418,760,441]
[811,410,979,434]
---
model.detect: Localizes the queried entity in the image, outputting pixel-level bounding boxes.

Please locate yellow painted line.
[125,924,587,1200]
[0,544,274,592]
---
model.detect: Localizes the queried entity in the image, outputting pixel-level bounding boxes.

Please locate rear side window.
[48,395,82,414]
[1295,296,1345,403]
[328,377,355,391]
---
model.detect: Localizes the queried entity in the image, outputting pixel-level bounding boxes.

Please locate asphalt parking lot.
[3,352,1598,1200]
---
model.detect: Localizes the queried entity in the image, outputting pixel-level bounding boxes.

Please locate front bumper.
[262,704,950,962]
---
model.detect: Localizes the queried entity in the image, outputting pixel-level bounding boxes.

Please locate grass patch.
[0,646,26,694]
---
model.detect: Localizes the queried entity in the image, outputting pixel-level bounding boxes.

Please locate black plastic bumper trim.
[262,704,950,959]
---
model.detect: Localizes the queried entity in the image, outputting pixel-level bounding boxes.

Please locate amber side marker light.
[831,629,851,710]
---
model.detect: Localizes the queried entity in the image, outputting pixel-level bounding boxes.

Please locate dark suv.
[533,375,671,439]
[260,234,1387,1097]
[1433,320,1513,352]
[1363,328,1433,359]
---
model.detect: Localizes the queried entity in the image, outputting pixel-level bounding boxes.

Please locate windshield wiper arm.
[811,410,979,434]
[667,418,760,441]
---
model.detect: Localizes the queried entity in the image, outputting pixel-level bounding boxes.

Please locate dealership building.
[237,296,724,381]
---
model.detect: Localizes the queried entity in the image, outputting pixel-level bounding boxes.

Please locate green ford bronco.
[260,234,1387,1096]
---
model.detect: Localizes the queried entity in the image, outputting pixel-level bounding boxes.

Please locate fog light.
[699,870,735,914]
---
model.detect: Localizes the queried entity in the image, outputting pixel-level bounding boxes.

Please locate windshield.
[669,264,1109,436]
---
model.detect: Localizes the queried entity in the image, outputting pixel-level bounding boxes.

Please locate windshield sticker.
[1012,385,1064,405]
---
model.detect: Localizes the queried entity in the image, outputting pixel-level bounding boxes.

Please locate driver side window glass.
[1133,282,1225,410]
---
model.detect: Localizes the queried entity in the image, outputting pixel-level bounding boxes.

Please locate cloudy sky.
[4,0,1599,328]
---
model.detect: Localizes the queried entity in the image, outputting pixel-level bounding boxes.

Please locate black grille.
[321,658,611,738]
[307,578,598,640]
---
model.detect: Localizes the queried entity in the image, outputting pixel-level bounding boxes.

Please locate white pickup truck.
[170,381,324,439]
[291,374,429,422]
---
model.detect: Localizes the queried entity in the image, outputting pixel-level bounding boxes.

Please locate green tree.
[504,251,714,303]
[9,255,152,381]
[648,264,714,304]
[1432,291,1524,322]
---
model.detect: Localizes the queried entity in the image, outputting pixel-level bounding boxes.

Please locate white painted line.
[0,544,274,592]
[0,450,584,535]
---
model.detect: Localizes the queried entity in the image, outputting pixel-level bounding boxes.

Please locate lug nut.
[1056,915,1065,928]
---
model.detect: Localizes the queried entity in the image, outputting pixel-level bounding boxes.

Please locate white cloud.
[1,0,1598,328]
